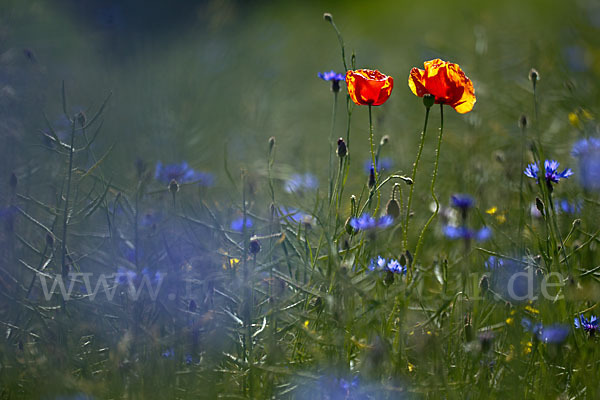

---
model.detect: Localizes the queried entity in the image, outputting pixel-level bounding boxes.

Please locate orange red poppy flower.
[408,59,475,113]
[346,69,394,106]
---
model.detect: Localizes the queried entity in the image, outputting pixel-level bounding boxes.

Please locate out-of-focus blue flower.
[116,267,137,285]
[318,70,345,82]
[484,256,504,270]
[141,267,163,284]
[279,207,312,225]
[522,318,569,344]
[386,259,406,275]
[450,194,474,211]
[154,161,214,186]
[162,348,175,358]
[572,137,600,191]
[284,173,318,193]
[574,314,598,336]
[368,256,387,272]
[350,213,394,231]
[185,354,194,364]
[363,158,393,174]
[537,324,569,344]
[443,226,491,241]
[556,199,582,214]
[338,376,359,394]
[524,160,573,185]
[231,217,252,232]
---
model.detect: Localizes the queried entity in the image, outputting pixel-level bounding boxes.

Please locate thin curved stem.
[403,106,431,249]
[414,104,444,265]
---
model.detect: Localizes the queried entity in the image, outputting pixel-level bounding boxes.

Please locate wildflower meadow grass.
[1,0,600,398]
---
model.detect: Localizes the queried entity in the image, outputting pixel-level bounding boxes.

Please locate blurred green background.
[2,0,598,203]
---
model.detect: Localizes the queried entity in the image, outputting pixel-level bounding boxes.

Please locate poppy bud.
[386,198,400,219]
[368,166,375,189]
[350,195,357,214]
[519,114,528,129]
[249,237,261,255]
[422,93,435,109]
[535,197,545,217]
[464,320,473,342]
[169,179,179,194]
[384,270,394,286]
[405,250,413,268]
[529,68,539,83]
[399,254,407,267]
[337,138,347,158]
[9,172,17,192]
[478,331,494,353]
[479,275,489,292]
[268,136,276,152]
[323,13,333,22]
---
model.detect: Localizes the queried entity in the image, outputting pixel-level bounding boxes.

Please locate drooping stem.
[368,104,381,214]
[403,106,431,249]
[414,104,444,265]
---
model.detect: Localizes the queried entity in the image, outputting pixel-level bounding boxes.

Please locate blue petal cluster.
[155,161,214,186]
[524,160,573,184]
[318,70,345,81]
[350,213,393,231]
[450,194,474,211]
[574,314,599,336]
[443,225,491,241]
[368,256,406,275]
[231,217,253,232]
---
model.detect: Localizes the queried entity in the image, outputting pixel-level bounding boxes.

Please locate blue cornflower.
[141,267,163,284]
[349,213,394,231]
[524,160,573,185]
[368,256,387,272]
[279,207,311,225]
[363,158,393,174]
[386,259,407,275]
[284,173,318,193]
[574,314,599,336]
[231,217,253,232]
[450,194,474,212]
[154,161,214,186]
[572,137,600,191]
[162,348,175,358]
[318,70,344,82]
[443,225,491,241]
[338,376,359,393]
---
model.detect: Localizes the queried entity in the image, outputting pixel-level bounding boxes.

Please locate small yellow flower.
[486,207,497,215]
[569,112,581,129]
[525,305,539,315]
[408,362,415,372]
[505,317,514,325]
[496,214,506,224]
[304,320,310,328]
[523,341,533,355]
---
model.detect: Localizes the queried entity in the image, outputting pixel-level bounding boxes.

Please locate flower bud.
[479,275,489,292]
[331,80,340,93]
[368,166,375,189]
[386,198,400,219]
[323,13,333,22]
[249,237,261,255]
[519,114,528,129]
[529,68,539,82]
[535,197,545,217]
[380,135,389,146]
[268,136,276,152]
[423,94,435,109]
[337,138,347,158]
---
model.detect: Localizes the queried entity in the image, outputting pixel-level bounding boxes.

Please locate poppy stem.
[403,105,431,250]
[414,104,444,265]
[368,104,381,213]
[328,91,338,205]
